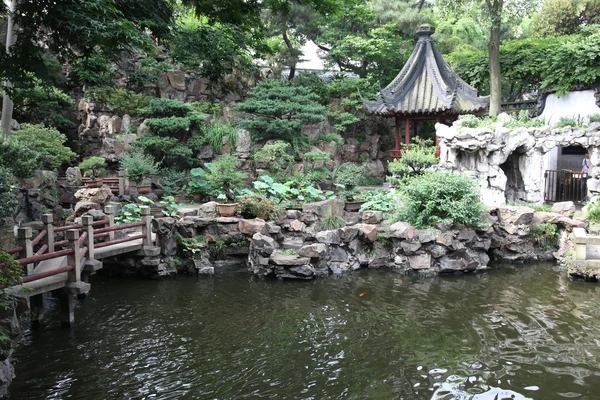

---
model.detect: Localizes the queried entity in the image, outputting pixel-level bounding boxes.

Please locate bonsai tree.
[79,156,107,180]
[204,155,247,202]
[119,150,160,185]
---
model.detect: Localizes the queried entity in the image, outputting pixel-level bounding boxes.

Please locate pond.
[10,264,600,399]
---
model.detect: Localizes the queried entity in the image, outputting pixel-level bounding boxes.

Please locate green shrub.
[0,138,37,178]
[253,141,294,174]
[315,133,344,145]
[358,176,384,186]
[319,215,346,231]
[205,155,247,201]
[119,151,161,182]
[399,171,486,228]
[586,200,600,224]
[204,120,237,153]
[304,150,331,164]
[72,54,117,87]
[145,117,191,136]
[86,87,151,117]
[10,124,76,170]
[237,79,327,143]
[13,81,75,130]
[458,114,481,128]
[0,168,18,219]
[589,114,600,123]
[557,116,578,128]
[190,101,224,115]
[115,196,155,224]
[277,248,297,255]
[359,190,399,214]
[159,168,188,196]
[336,163,366,188]
[388,138,437,184]
[528,222,559,249]
[0,248,23,287]
[236,195,277,220]
[140,98,194,118]
[78,156,107,179]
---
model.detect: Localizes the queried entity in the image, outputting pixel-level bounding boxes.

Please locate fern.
[319,215,346,231]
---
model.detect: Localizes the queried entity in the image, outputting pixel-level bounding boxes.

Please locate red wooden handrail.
[22,266,74,283]
[6,246,23,255]
[80,247,88,260]
[54,224,83,233]
[91,219,109,227]
[18,248,73,265]
[34,244,48,256]
[94,221,144,234]
[31,229,47,246]
[94,234,146,249]
[93,232,109,239]
[54,239,68,247]
[78,231,88,246]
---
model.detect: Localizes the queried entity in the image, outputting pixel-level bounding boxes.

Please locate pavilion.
[362,24,489,158]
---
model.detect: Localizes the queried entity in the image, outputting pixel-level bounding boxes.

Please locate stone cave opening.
[500,148,526,204]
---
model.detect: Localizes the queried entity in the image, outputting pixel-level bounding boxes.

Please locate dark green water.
[9,264,600,399]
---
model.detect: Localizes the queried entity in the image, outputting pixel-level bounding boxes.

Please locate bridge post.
[66,229,81,283]
[141,206,152,247]
[17,227,33,275]
[118,177,125,196]
[105,205,116,241]
[81,216,95,261]
[42,213,54,253]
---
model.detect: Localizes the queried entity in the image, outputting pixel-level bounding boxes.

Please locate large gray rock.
[74,187,112,204]
[408,253,431,270]
[239,218,266,235]
[252,233,279,255]
[235,129,251,154]
[316,230,341,245]
[298,243,327,258]
[361,211,384,224]
[198,201,218,218]
[302,199,344,222]
[74,201,100,217]
[271,254,311,266]
[551,201,575,217]
[389,221,416,240]
[65,167,82,186]
[166,70,186,91]
[496,206,534,226]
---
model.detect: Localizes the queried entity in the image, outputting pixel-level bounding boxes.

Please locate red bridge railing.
[4,205,152,286]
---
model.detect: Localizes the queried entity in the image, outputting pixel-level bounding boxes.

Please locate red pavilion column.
[404,119,410,145]
[394,115,400,152]
[435,117,440,158]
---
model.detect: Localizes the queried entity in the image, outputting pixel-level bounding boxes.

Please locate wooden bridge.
[5,205,157,327]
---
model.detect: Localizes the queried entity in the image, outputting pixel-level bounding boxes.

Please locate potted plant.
[119,151,160,194]
[340,188,367,212]
[79,156,107,188]
[204,155,247,216]
[216,193,237,217]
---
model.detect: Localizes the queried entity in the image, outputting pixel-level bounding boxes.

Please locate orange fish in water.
[359,292,367,297]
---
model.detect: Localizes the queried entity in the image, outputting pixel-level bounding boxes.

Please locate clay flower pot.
[137,185,152,194]
[85,178,104,188]
[217,203,238,217]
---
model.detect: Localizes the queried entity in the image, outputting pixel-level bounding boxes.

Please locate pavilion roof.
[362,24,489,117]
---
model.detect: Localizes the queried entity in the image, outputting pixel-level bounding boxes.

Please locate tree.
[436,0,538,116]
[310,1,411,84]
[532,0,600,37]
[237,79,327,144]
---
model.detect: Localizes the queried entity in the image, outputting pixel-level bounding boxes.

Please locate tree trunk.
[281,13,296,81]
[1,0,17,136]
[487,1,502,117]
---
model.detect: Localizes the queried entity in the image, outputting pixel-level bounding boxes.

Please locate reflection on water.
[10,264,600,399]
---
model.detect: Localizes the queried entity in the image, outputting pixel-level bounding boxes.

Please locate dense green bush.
[388,138,437,185]
[86,87,151,117]
[235,195,277,220]
[399,171,486,228]
[0,138,37,178]
[78,156,107,179]
[253,141,294,174]
[203,120,237,153]
[145,117,191,136]
[119,151,161,182]
[586,200,600,224]
[314,133,344,145]
[13,82,75,130]
[140,98,193,118]
[0,248,23,288]
[304,150,331,165]
[237,79,327,143]
[72,54,117,87]
[0,168,18,219]
[159,168,188,196]
[10,124,76,170]
[205,155,248,201]
[335,163,366,188]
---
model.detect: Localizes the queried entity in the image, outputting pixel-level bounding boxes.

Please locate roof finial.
[416,24,435,37]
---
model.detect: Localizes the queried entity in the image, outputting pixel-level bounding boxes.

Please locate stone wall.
[149,200,582,280]
[436,116,600,205]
